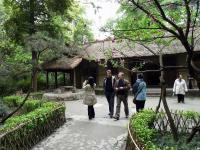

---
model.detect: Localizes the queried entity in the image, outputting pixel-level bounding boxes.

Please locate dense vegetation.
[0,0,94,95]
[104,0,200,89]
[129,110,200,150]
[0,95,66,150]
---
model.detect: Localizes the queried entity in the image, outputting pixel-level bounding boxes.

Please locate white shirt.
[173,79,188,95]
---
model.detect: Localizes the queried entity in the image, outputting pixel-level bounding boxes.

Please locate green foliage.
[130,109,158,149]
[3,0,93,44]
[0,0,94,93]
[3,95,42,112]
[130,109,200,150]
[3,0,72,42]
[0,95,64,133]
[0,73,46,96]
[0,97,9,117]
[104,0,200,53]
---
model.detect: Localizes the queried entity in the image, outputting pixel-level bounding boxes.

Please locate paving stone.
[32,95,200,150]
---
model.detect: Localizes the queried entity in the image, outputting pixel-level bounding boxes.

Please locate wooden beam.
[73,69,76,92]
[70,71,73,85]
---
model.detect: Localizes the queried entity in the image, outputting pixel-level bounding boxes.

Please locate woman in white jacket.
[173,74,188,103]
[83,76,97,120]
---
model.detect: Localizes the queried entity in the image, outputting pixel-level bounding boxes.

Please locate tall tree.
[3,0,93,91]
[105,0,200,89]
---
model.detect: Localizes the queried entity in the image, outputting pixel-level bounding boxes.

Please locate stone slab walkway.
[32,95,200,150]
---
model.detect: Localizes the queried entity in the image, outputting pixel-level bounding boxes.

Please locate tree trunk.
[159,54,178,141]
[186,51,200,90]
[29,0,37,92]
[187,126,200,143]
[32,51,38,92]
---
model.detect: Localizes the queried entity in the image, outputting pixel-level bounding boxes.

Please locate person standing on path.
[103,70,116,118]
[83,76,97,120]
[133,74,147,112]
[113,72,130,121]
[173,74,188,103]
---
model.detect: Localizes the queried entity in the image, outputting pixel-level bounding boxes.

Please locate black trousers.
[177,94,185,103]
[105,91,115,116]
[88,105,95,119]
[136,100,145,112]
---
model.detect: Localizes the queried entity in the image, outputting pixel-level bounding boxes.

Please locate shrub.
[129,110,200,150]
[0,96,66,150]
[130,109,159,150]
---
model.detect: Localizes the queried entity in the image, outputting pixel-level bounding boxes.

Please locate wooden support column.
[72,69,76,93]
[63,72,66,86]
[55,71,58,88]
[46,71,49,89]
[96,64,99,87]
[70,71,73,85]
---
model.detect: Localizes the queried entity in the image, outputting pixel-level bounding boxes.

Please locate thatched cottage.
[42,39,200,89]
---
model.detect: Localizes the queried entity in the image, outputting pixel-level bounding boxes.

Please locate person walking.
[113,72,130,120]
[83,76,97,120]
[103,70,116,118]
[132,74,147,112]
[173,74,188,103]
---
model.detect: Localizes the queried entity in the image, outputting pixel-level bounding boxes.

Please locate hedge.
[127,109,200,150]
[0,95,66,150]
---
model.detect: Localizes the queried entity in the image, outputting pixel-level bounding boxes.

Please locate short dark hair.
[138,73,144,79]
[88,76,95,88]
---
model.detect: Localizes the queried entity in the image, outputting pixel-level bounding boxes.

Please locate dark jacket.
[114,79,131,96]
[103,76,116,92]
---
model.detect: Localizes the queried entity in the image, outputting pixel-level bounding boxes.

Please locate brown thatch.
[42,56,82,71]
[80,38,200,60]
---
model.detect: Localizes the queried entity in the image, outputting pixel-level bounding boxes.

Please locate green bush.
[3,95,44,112]
[0,95,65,150]
[0,95,64,133]
[130,109,159,150]
[0,73,47,96]
[130,110,200,150]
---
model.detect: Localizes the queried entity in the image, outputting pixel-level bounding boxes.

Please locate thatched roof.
[42,56,82,71]
[80,38,200,60]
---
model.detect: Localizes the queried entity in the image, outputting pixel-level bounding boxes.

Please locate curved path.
[32,95,200,150]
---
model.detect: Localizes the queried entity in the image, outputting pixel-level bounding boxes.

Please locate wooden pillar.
[55,71,58,88]
[70,71,73,85]
[46,71,49,89]
[96,64,99,87]
[72,69,76,93]
[63,72,66,86]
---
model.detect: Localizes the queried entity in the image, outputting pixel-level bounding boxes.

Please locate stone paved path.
[32,95,200,150]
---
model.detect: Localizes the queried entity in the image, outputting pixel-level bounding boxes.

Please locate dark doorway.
[143,63,160,87]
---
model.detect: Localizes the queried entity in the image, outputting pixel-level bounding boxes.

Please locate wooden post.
[96,65,99,87]
[72,69,76,93]
[63,72,66,86]
[70,71,73,85]
[55,71,58,88]
[46,71,49,89]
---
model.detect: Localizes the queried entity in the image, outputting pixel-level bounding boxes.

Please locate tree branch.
[0,90,31,124]
[191,0,200,49]
[135,42,157,55]
[184,0,191,38]
[130,0,180,38]
[153,0,181,31]
[187,126,200,143]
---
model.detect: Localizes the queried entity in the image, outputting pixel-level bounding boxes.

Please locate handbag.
[133,97,137,104]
